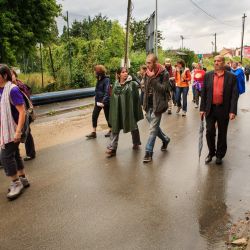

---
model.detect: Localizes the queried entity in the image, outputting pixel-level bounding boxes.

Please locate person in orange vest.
[174,59,191,116]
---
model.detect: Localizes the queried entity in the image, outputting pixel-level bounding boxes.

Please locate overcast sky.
[57,0,250,53]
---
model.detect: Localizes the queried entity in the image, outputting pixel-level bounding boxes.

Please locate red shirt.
[213,72,224,104]
[194,69,205,82]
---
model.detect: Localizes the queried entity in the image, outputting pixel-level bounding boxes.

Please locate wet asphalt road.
[0,84,250,250]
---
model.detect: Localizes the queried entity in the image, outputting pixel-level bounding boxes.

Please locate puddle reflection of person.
[198,167,231,247]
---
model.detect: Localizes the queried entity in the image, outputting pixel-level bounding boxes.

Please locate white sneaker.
[182,111,186,116]
[7,180,24,200]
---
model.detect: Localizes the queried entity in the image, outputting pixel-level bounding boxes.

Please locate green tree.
[130,18,164,52]
[0,0,61,64]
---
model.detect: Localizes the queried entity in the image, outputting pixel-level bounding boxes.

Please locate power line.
[189,0,240,28]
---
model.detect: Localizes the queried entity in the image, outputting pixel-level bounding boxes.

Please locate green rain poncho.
[109,76,144,133]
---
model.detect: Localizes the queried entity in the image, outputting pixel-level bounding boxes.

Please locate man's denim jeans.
[145,109,170,153]
[176,86,189,112]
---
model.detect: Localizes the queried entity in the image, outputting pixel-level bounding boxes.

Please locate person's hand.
[200,111,206,120]
[229,113,236,120]
[97,102,104,108]
[14,131,22,143]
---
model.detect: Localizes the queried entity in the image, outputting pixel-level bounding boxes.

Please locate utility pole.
[240,13,247,63]
[39,43,44,88]
[66,11,73,84]
[180,35,184,49]
[155,0,158,56]
[124,0,132,68]
[211,41,214,53]
[214,33,217,54]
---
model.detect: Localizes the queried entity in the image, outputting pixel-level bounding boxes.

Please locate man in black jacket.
[200,55,239,165]
[142,54,171,163]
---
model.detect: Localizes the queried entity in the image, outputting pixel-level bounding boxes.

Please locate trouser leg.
[176,87,182,108]
[2,142,24,177]
[145,110,162,153]
[206,112,216,156]
[25,127,36,157]
[216,109,229,158]
[131,128,141,145]
[92,104,102,128]
[103,104,111,128]
[182,87,189,112]
[108,131,120,150]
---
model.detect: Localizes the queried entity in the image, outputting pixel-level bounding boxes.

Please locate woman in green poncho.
[106,67,144,158]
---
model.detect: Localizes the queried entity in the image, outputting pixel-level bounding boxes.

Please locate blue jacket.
[231,68,245,95]
[95,76,110,105]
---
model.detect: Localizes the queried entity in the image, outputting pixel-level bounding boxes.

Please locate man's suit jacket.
[200,70,239,118]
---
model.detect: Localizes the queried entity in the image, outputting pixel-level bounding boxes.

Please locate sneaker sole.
[143,159,152,163]
[7,188,24,201]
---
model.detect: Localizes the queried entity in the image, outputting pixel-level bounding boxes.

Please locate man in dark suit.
[200,55,239,165]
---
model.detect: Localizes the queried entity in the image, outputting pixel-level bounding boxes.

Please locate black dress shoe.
[205,154,214,164]
[215,157,223,165]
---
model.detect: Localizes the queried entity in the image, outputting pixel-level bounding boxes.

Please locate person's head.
[177,59,185,69]
[194,63,199,69]
[0,64,12,85]
[139,65,147,76]
[10,68,18,84]
[146,53,158,71]
[192,62,196,69]
[224,65,231,72]
[231,61,238,70]
[165,58,171,67]
[238,62,242,67]
[94,65,106,79]
[116,67,128,82]
[214,55,225,71]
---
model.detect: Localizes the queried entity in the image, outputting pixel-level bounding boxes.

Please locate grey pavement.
[0,84,250,250]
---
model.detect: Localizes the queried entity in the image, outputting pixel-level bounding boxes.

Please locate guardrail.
[31,87,95,106]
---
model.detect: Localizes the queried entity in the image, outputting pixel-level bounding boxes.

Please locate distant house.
[244,46,250,58]
[202,53,213,59]
[219,48,235,58]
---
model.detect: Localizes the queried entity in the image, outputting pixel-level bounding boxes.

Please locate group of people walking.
[0,53,247,201]
[86,53,245,167]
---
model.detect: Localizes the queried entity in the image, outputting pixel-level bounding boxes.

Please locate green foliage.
[0,0,61,64]
[130,17,164,52]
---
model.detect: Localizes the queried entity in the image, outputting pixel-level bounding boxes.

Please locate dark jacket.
[143,66,170,114]
[109,76,144,133]
[200,70,239,118]
[95,75,110,105]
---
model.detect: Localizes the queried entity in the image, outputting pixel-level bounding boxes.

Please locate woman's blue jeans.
[176,86,189,112]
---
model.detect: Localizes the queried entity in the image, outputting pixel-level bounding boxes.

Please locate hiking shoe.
[104,130,111,138]
[24,156,35,161]
[86,132,96,139]
[7,180,24,200]
[182,111,186,116]
[215,157,223,165]
[19,176,30,188]
[106,149,116,158]
[176,107,181,114]
[132,144,140,150]
[161,138,170,151]
[143,152,153,163]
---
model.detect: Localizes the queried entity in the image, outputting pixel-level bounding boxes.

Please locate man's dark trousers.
[206,105,229,158]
